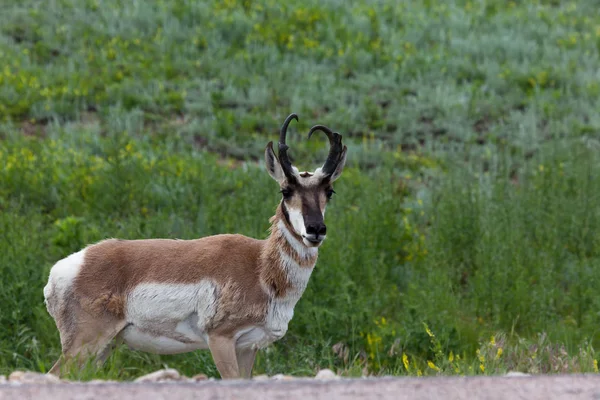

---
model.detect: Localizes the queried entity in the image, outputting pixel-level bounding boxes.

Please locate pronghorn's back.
[43,113,347,379]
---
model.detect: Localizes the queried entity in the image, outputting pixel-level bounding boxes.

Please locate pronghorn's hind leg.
[48,306,128,376]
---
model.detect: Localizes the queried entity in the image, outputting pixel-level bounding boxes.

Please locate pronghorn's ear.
[329,146,348,182]
[265,142,285,183]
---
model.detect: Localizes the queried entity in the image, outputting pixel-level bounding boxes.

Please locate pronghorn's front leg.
[236,347,257,378]
[208,335,239,379]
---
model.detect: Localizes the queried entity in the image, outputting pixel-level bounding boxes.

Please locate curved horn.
[308,124,344,177]
[278,113,299,181]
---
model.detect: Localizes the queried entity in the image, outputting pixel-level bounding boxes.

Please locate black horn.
[308,124,344,177]
[278,113,299,182]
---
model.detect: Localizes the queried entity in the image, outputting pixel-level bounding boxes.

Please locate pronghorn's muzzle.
[303,222,327,246]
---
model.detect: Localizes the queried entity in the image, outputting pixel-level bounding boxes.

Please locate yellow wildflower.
[402,353,410,371]
[594,360,598,373]
[496,348,503,359]
[448,351,454,362]
[424,324,434,338]
[427,361,440,371]
[476,349,485,363]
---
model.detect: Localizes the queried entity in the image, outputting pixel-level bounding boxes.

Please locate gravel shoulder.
[2,374,600,400]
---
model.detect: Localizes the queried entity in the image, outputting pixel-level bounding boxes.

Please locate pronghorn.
[43,113,347,379]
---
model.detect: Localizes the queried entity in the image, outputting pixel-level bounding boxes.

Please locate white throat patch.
[277,220,318,260]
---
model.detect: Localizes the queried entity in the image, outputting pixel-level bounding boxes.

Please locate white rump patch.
[44,249,86,306]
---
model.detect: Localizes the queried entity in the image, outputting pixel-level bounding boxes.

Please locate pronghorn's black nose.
[306,222,327,236]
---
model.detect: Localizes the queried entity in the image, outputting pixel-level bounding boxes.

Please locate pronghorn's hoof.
[190,373,208,381]
[315,369,339,380]
[505,371,531,377]
[134,369,185,383]
[271,374,296,381]
[9,371,63,384]
[88,379,119,384]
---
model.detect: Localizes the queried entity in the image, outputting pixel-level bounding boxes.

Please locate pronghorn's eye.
[326,188,336,199]
[280,188,293,199]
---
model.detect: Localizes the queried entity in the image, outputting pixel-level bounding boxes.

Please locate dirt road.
[1,374,599,400]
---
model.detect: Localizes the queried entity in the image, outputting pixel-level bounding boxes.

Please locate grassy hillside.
[1,0,600,379]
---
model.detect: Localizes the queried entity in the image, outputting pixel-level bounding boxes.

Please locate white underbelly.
[120,325,209,354]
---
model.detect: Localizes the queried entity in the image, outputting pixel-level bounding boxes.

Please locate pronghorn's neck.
[259,203,318,298]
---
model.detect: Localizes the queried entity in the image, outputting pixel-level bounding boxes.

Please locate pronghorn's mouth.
[303,236,325,247]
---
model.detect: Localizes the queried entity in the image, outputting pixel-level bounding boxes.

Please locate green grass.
[1,0,600,380]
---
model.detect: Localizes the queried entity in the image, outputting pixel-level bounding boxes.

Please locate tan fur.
[85,293,126,319]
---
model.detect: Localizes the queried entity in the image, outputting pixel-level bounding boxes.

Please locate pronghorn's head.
[265,113,347,248]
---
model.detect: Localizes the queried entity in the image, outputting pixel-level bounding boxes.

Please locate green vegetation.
[1,0,600,379]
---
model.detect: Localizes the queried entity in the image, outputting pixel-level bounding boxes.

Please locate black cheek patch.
[281,201,292,226]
